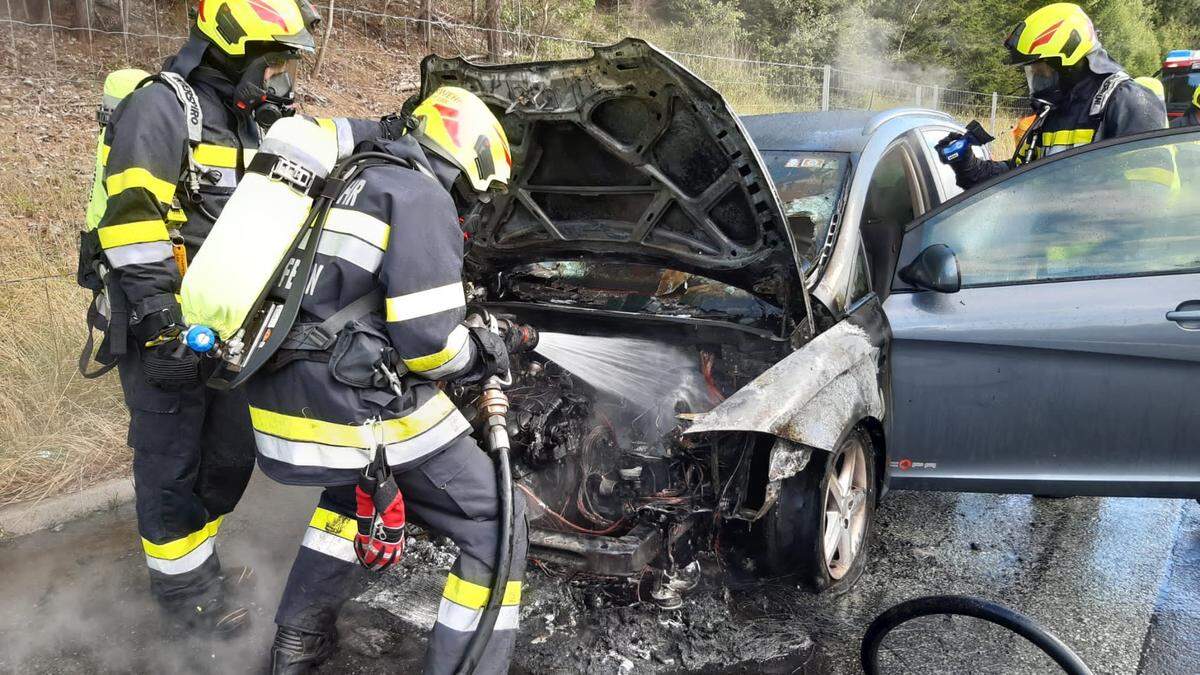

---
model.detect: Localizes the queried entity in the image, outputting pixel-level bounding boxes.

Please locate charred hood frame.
[417,39,804,303]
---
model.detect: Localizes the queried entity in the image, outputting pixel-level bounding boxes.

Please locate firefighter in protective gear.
[92,0,399,636]
[937,2,1166,189]
[245,86,527,674]
[1170,85,1200,128]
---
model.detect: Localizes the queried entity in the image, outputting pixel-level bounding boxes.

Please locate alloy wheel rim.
[822,437,869,580]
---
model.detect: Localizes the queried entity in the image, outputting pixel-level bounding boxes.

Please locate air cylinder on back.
[181,116,339,340]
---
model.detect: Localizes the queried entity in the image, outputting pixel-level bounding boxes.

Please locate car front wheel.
[756,428,877,593]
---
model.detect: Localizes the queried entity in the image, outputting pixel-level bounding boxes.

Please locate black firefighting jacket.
[245,136,490,487]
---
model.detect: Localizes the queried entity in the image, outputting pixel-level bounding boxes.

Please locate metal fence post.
[821,65,830,111]
[931,85,940,110]
[990,92,999,134]
[915,85,922,107]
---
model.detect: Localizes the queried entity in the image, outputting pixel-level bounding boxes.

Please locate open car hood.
[417,39,799,296]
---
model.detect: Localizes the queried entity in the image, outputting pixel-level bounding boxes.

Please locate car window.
[912,131,1200,287]
[861,144,921,296]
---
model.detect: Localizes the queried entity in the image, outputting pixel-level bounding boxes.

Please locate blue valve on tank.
[184,325,217,354]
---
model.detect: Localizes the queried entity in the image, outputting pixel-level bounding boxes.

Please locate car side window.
[861,145,921,296]
[913,131,1200,287]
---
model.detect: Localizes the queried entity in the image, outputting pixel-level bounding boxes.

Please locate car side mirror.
[899,243,961,293]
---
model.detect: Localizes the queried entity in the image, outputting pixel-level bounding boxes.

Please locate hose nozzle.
[499,320,539,354]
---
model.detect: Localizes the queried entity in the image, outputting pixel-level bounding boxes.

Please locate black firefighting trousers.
[116,339,256,609]
[276,434,528,675]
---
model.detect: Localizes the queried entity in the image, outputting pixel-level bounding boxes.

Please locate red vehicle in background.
[1160,50,1200,119]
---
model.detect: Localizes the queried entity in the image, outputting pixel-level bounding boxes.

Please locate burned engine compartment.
[449,303,789,590]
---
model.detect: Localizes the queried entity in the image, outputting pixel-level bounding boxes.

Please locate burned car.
[418,39,1200,599]
[417,38,898,596]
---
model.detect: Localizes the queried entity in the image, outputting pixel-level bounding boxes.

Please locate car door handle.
[1166,309,1200,323]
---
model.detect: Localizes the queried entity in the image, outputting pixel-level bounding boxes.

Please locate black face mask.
[233,53,298,130]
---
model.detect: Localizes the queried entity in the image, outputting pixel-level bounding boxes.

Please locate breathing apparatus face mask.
[1024,61,1062,102]
[234,50,300,131]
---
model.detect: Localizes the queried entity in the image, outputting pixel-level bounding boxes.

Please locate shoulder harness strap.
[145,72,206,200]
[1090,72,1132,118]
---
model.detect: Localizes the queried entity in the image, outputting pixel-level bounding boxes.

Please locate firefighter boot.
[270,625,338,674]
[173,595,250,638]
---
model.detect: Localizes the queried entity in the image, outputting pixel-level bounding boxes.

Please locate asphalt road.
[0,470,1196,674]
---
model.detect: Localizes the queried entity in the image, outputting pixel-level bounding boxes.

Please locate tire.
[756,428,877,593]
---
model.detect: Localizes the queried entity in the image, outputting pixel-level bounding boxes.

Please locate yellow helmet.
[412,87,512,193]
[195,0,318,57]
[1004,3,1097,68]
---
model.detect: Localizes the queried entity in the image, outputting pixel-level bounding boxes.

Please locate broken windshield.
[504,261,783,328]
[759,151,849,261]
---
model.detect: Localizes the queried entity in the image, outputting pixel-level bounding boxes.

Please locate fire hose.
[455,315,529,675]
[861,595,1093,675]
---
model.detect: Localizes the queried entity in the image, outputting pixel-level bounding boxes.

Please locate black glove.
[465,326,510,382]
[934,132,970,165]
[141,340,200,390]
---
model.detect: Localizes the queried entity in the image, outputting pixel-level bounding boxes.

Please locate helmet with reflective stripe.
[1004,3,1097,67]
[195,0,319,57]
[412,87,512,193]
[1193,84,1200,110]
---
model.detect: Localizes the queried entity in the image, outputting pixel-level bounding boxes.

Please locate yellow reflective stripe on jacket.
[193,141,242,166]
[97,219,170,249]
[105,167,177,205]
[99,143,111,166]
[408,324,472,374]
[1040,128,1095,148]
[315,117,337,136]
[141,516,223,560]
[386,282,466,323]
[309,507,357,540]
[442,573,522,608]
[249,391,459,448]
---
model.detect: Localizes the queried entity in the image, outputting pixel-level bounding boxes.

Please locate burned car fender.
[684,319,885,484]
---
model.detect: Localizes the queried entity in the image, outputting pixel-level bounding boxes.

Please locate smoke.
[830,1,953,107]
[0,477,319,674]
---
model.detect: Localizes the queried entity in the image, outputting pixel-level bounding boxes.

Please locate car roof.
[742,109,957,153]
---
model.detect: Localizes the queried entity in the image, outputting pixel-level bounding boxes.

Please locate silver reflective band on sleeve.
[333,118,356,161]
[144,538,215,575]
[105,240,174,268]
[436,599,520,633]
[252,411,470,470]
[324,207,390,250]
[317,230,385,273]
[413,327,474,380]
[386,283,466,323]
[301,526,358,563]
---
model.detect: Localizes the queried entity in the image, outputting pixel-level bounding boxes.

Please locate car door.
[883,128,1200,498]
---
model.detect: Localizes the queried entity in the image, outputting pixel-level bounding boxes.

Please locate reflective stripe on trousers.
[272,435,529,674]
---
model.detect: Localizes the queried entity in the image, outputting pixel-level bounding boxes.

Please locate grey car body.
[743,111,1200,499]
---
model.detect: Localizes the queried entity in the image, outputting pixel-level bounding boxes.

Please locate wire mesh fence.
[0,0,1031,289]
